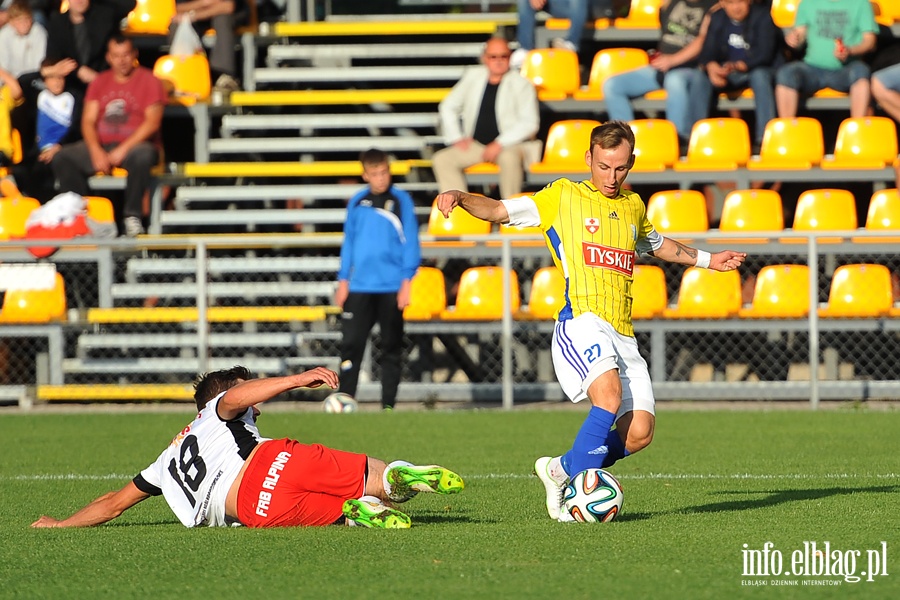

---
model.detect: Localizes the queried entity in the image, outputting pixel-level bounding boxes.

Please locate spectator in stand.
[13,57,80,202]
[0,0,45,78]
[775,0,878,119]
[694,0,783,150]
[510,0,603,68]
[602,0,718,147]
[51,35,166,237]
[0,0,49,29]
[0,66,22,166]
[433,37,540,200]
[334,148,421,411]
[44,0,130,93]
[872,61,900,123]
[174,0,246,93]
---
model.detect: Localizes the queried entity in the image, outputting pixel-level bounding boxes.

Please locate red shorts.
[236,439,367,527]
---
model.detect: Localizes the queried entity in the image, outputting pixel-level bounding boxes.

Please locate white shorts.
[551,312,655,418]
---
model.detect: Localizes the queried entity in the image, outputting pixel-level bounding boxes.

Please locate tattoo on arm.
[673,241,698,260]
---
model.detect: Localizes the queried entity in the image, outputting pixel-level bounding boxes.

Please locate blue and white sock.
[560,406,617,476]
[600,426,630,468]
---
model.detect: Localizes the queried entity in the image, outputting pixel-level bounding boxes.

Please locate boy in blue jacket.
[694,0,784,148]
[334,148,421,410]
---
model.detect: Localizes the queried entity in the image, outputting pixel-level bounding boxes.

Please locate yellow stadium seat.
[84,196,115,223]
[738,265,810,318]
[747,117,825,170]
[853,189,900,243]
[529,119,602,175]
[464,162,500,176]
[718,189,784,244]
[631,264,667,319]
[646,189,708,233]
[516,266,566,320]
[673,118,751,171]
[520,48,581,101]
[821,117,898,169]
[770,0,798,27]
[573,48,649,101]
[153,54,212,106]
[628,118,679,171]
[871,0,900,25]
[616,0,663,28]
[424,197,492,247]
[124,0,176,35]
[403,267,446,320]
[663,267,741,319]
[440,266,520,320]
[0,272,67,323]
[818,264,893,318]
[785,188,857,244]
[0,195,39,240]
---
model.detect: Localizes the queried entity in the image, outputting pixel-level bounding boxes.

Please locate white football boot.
[534,456,568,520]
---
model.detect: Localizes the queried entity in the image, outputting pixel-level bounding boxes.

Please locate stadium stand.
[630,264,668,320]
[440,266,520,320]
[738,265,810,319]
[645,190,709,233]
[515,266,565,321]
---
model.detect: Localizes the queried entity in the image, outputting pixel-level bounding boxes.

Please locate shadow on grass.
[681,485,899,514]
[612,511,653,523]
[410,513,479,525]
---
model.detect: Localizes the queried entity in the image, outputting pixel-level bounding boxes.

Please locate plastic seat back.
[788,189,857,243]
[403,266,446,320]
[629,119,679,171]
[124,0,176,35]
[616,0,663,28]
[0,272,67,323]
[519,266,566,320]
[84,196,115,223]
[441,266,520,320]
[770,0,799,27]
[153,54,212,105]
[739,265,810,318]
[646,190,708,233]
[663,267,741,319]
[574,48,649,100]
[822,117,898,169]
[425,198,492,246]
[520,48,580,100]
[0,196,40,240]
[529,119,601,174]
[631,264,667,319]
[818,264,893,318]
[748,117,824,169]
[854,189,900,243]
[673,118,751,170]
[719,189,784,243]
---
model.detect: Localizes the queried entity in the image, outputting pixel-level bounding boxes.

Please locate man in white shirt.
[432,37,541,199]
[31,366,465,530]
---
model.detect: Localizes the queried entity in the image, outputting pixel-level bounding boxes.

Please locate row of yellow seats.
[0,196,114,240]
[0,271,67,323]
[405,262,900,323]
[506,116,899,175]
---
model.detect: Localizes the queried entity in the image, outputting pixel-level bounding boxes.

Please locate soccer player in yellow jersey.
[436,121,746,521]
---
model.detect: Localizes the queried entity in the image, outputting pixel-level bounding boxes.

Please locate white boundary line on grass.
[6,472,900,482]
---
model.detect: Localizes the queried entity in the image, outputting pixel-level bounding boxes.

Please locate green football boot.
[342,498,411,529]
[387,464,465,502]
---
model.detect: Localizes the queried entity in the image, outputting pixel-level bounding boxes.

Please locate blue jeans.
[517,0,590,50]
[694,67,775,144]
[602,65,707,140]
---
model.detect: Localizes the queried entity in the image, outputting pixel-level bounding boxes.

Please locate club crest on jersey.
[585,217,600,234]
[582,242,635,275]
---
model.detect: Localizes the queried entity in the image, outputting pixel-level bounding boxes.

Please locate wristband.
[696,250,711,269]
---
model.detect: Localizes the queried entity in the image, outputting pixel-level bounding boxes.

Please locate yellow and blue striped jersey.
[529,178,658,336]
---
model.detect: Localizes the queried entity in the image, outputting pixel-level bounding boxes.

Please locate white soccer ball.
[562,468,624,523]
[323,392,358,414]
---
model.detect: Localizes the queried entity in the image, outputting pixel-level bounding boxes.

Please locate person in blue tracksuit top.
[334,148,421,410]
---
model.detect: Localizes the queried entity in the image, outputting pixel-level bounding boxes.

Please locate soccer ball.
[323,392,358,414]
[562,468,624,523]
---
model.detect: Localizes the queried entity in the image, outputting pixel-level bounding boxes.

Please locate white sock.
[548,456,568,484]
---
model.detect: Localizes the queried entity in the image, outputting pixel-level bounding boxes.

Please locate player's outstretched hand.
[435,190,463,218]
[710,250,747,272]
[295,367,339,390]
[31,516,61,528]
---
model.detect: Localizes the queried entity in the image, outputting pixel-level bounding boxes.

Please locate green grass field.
[2,407,898,599]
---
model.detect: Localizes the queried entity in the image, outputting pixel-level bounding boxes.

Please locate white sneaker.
[510,48,528,70]
[534,456,568,520]
[123,216,144,237]
[550,38,577,52]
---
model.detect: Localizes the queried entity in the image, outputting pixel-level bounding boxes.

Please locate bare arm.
[651,236,747,271]
[217,368,340,420]
[31,481,151,528]
[435,190,510,224]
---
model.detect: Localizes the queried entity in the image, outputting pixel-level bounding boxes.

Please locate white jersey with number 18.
[133,392,269,527]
